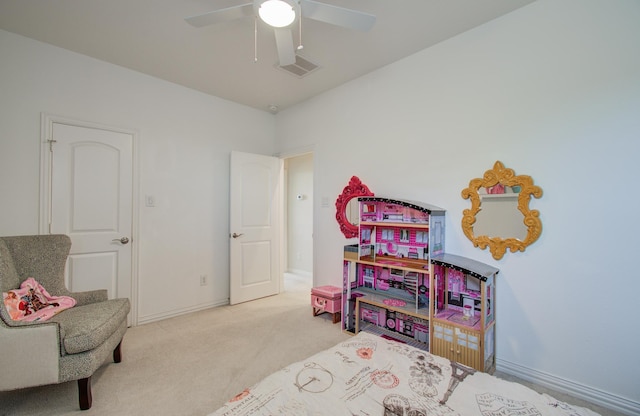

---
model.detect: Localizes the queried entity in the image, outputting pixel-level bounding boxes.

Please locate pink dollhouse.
[341,196,500,372]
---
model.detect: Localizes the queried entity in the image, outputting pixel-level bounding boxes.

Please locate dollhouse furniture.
[342,197,499,372]
[0,234,130,410]
[311,285,342,323]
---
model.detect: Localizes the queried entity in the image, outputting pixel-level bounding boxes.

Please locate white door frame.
[277,145,315,287]
[39,113,140,325]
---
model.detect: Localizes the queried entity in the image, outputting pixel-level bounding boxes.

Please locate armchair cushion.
[51,298,129,355]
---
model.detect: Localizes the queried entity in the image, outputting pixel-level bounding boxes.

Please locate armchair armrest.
[0,321,60,390]
[71,289,109,306]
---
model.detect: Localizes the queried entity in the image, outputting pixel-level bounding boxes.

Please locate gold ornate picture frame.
[461,161,543,260]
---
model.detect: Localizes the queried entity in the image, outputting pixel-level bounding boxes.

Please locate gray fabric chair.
[0,234,130,410]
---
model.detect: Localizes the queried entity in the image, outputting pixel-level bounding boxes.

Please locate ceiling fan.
[185,0,376,66]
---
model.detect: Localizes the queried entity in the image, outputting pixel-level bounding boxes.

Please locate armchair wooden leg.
[113,340,123,363]
[78,377,92,410]
[77,342,121,410]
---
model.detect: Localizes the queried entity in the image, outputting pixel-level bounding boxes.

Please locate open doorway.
[283,152,314,293]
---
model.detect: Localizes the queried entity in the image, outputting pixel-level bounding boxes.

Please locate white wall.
[275,0,640,412]
[286,153,313,275]
[1,0,639,412]
[0,29,276,323]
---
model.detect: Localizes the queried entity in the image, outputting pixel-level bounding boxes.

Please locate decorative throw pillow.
[2,277,76,322]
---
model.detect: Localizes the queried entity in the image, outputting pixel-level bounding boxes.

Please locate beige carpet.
[0,274,619,415]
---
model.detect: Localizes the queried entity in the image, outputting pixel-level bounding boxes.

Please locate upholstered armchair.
[0,234,130,410]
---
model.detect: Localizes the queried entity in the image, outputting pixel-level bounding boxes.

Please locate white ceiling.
[0,0,535,113]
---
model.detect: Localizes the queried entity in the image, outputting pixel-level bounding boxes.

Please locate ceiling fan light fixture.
[258,0,296,28]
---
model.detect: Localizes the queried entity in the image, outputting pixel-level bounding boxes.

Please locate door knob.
[112,237,130,244]
[231,233,244,239]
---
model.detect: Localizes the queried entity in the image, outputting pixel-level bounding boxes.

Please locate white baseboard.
[496,358,640,416]
[136,299,229,325]
[285,269,312,277]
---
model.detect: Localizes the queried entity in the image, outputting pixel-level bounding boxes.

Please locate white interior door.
[44,120,135,316]
[229,151,282,305]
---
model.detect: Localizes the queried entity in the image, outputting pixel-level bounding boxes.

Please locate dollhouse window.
[400,229,409,243]
[415,231,428,244]
[363,204,376,213]
[434,222,441,243]
[465,275,480,292]
[381,229,394,241]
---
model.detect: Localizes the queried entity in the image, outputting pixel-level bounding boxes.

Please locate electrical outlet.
[145,195,156,207]
[200,275,207,286]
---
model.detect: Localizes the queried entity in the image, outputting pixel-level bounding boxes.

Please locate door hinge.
[47,139,57,152]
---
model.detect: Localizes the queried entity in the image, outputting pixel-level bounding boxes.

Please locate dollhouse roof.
[431,253,499,281]
[358,197,446,215]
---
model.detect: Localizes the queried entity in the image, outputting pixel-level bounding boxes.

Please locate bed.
[209,331,599,416]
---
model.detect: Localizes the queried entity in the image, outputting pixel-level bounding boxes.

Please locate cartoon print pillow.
[2,277,76,322]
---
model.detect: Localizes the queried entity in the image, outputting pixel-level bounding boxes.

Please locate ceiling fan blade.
[274,28,296,66]
[185,3,253,27]
[301,0,376,32]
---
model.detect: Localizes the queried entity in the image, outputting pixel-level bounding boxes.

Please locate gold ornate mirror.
[461,161,542,260]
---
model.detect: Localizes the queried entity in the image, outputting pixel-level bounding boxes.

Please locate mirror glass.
[335,176,374,238]
[474,190,527,240]
[461,161,542,260]
[346,198,360,227]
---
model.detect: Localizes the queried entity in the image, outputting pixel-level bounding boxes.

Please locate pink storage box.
[311,285,342,323]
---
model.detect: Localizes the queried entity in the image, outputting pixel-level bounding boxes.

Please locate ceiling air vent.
[277,55,320,78]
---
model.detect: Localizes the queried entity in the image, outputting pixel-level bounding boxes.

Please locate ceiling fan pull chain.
[297,13,303,51]
[254,16,258,63]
